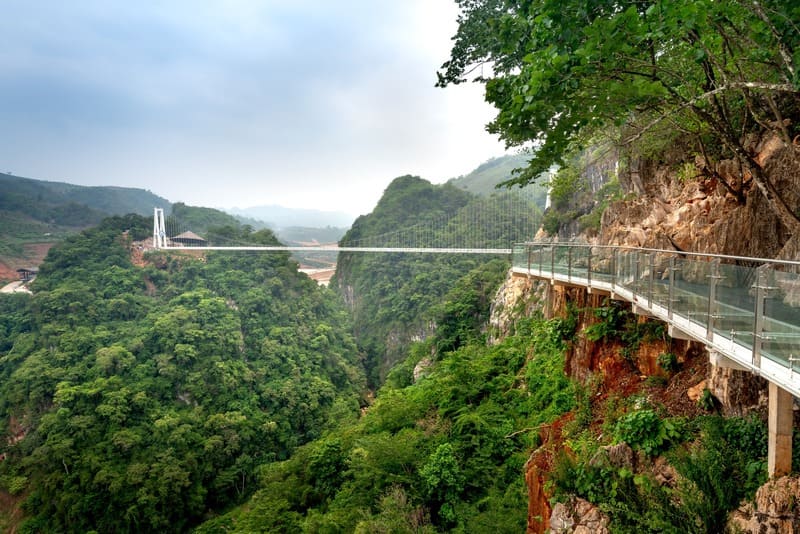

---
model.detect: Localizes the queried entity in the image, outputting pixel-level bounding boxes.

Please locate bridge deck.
[159,245,512,254]
[512,243,800,398]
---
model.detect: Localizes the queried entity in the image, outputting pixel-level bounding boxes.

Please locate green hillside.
[0,173,172,279]
[0,209,363,532]
[0,172,171,219]
[447,154,550,209]
[334,175,541,386]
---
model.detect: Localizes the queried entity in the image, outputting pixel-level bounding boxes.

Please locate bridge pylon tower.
[153,208,167,249]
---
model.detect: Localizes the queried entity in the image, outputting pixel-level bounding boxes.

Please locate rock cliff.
[602,134,800,260]
[491,134,800,533]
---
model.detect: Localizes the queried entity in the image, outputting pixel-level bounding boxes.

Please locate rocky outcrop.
[549,497,610,534]
[708,364,768,416]
[526,459,551,534]
[729,476,800,533]
[603,134,800,259]
[488,272,546,344]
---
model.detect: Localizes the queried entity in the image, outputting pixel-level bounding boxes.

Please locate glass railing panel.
[570,246,590,280]
[671,257,711,328]
[590,247,615,284]
[760,267,800,367]
[634,252,652,298]
[531,244,546,272]
[616,250,637,290]
[551,245,570,276]
[711,262,757,347]
[512,244,526,269]
[649,252,674,307]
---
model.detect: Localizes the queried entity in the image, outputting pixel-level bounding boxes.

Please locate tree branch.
[622,82,797,145]
[750,0,797,81]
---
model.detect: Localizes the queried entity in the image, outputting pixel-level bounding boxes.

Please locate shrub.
[656,352,679,372]
[613,410,683,456]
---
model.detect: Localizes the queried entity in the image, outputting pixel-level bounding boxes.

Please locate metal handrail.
[516,240,800,268]
[512,241,800,397]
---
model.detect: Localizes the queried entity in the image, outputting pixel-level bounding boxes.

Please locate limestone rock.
[488,271,544,344]
[708,365,767,416]
[549,497,610,534]
[687,379,707,402]
[652,456,679,488]
[589,442,635,470]
[412,357,432,383]
[728,476,800,533]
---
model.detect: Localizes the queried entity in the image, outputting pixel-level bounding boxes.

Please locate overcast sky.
[0,1,506,218]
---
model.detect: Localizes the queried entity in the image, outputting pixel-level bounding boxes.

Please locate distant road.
[298,268,336,286]
[0,281,31,294]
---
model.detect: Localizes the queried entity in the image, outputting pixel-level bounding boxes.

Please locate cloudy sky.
[0,1,506,218]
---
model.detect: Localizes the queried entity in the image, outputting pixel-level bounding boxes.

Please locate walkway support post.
[768,382,793,477]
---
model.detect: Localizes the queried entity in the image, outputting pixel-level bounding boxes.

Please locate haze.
[0,1,505,219]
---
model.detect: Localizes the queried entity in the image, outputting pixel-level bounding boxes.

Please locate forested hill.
[0,172,171,221]
[0,210,364,532]
[447,153,549,209]
[0,172,172,278]
[334,175,541,386]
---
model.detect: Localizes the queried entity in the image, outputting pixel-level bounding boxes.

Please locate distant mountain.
[447,154,550,209]
[226,205,355,229]
[0,172,171,219]
[0,172,171,280]
[168,202,242,235]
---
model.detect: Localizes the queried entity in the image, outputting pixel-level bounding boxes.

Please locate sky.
[0,1,506,218]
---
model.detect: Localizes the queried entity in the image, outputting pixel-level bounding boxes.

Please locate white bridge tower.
[153,208,167,249]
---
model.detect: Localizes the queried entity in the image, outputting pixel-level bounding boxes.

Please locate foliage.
[446,153,549,209]
[169,202,242,235]
[656,352,679,373]
[334,175,539,386]
[0,211,364,532]
[583,304,629,342]
[198,284,575,532]
[697,388,716,412]
[581,301,665,363]
[613,410,684,456]
[0,172,170,223]
[432,259,508,354]
[420,442,465,525]
[552,414,768,532]
[0,173,172,281]
[578,178,623,232]
[438,0,800,228]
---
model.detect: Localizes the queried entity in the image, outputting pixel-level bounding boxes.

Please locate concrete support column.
[768,382,794,478]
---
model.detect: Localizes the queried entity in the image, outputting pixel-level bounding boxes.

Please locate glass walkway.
[512,242,800,398]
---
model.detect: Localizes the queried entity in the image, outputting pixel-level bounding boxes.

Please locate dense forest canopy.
[439,0,800,233]
[0,212,364,532]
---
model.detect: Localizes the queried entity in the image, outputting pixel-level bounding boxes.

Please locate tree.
[439,0,800,236]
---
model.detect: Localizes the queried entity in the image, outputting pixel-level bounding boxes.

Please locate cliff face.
[490,279,711,533]
[493,135,800,533]
[729,476,800,532]
[602,134,800,260]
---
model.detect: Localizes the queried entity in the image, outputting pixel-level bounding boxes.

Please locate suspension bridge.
[151,206,800,476]
[152,188,543,255]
